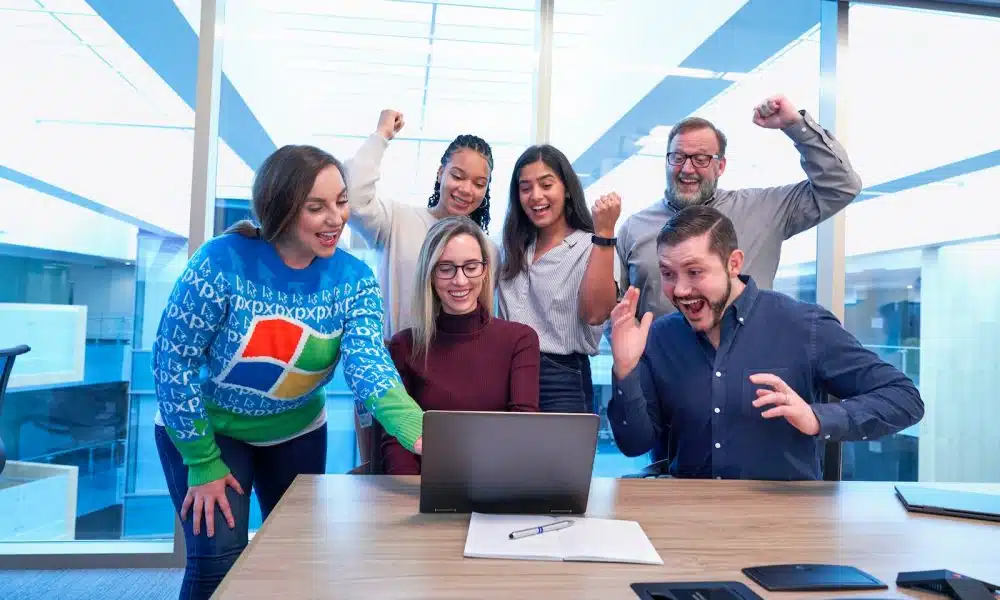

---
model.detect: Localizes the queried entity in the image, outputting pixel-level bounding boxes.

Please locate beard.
[665,172,718,207]
[673,275,733,332]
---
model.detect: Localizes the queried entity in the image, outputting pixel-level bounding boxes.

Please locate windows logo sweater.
[151,233,422,485]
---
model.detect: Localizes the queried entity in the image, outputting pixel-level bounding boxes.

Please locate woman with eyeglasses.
[497,144,622,414]
[381,216,540,475]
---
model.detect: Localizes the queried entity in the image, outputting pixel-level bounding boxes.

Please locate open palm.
[610,286,653,378]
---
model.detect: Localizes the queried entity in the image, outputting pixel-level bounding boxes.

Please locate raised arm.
[751,94,863,238]
[341,274,424,451]
[151,244,229,486]
[344,110,405,248]
[809,306,924,442]
[579,192,622,325]
[508,327,540,412]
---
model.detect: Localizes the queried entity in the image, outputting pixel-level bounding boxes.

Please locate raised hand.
[376,109,405,141]
[610,286,653,378]
[752,94,802,129]
[749,373,820,436]
[591,192,622,238]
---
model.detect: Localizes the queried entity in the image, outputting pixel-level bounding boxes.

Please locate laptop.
[894,484,1000,523]
[418,410,599,515]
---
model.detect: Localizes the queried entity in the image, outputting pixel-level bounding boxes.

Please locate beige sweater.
[345,134,498,339]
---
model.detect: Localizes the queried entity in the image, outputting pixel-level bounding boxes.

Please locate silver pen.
[508,519,574,539]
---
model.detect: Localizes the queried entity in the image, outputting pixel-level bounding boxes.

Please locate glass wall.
[549,0,825,474]
[209,0,542,525]
[838,3,1000,483]
[0,0,201,548]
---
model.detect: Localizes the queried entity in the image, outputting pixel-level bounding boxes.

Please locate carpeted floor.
[0,568,182,600]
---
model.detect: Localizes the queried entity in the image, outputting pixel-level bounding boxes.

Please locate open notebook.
[463,513,663,565]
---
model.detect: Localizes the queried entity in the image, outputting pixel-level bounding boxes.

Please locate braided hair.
[427,134,494,233]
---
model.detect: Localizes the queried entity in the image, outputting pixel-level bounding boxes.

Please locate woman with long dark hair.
[498,144,622,413]
[151,144,424,600]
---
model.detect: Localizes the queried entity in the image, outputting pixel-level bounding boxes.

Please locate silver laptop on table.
[418,410,599,515]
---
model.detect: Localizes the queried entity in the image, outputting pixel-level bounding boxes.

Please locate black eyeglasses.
[666,152,720,168]
[433,260,486,280]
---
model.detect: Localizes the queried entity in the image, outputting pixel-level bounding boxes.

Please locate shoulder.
[187,233,258,275]
[489,317,540,346]
[327,249,376,281]
[754,290,836,339]
[388,328,415,351]
[649,312,688,339]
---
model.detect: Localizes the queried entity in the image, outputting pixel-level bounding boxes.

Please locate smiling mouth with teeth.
[531,205,550,212]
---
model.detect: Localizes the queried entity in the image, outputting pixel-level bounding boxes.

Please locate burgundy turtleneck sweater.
[381,303,540,475]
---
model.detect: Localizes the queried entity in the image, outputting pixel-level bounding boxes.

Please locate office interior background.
[0,0,998,568]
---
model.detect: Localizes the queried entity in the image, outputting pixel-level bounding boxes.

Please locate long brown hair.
[226,145,346,241]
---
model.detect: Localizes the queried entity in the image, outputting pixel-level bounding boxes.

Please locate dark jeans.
[155,424,327,600]
[539,352,595,414]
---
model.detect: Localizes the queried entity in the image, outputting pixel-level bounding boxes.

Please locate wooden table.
[214,476,1000,599]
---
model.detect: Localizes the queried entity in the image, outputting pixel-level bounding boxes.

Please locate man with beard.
[606,206,923,480]
[616,94,862,321]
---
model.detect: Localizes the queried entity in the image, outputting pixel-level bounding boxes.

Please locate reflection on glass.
[0,1,198,546]
[841,3,1000,483]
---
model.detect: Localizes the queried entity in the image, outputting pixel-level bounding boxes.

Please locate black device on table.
[897,570,999,600]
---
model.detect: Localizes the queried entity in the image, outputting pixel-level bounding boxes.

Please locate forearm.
[345,133,393,246]
[812,382,924,442]
[579,243,618,325]
[608,368,659,457]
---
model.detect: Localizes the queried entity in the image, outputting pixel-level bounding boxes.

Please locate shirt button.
[715,371,722,378]
[738,317,744,323]
[714,407,721,414]
[714,442,721,449]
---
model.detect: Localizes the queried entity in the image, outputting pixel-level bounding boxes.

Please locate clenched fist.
[592,192,622,238]
[376,109,405,141]
[752,94,802,129]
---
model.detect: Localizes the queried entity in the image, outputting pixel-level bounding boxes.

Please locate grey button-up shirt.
[616,111,862,320]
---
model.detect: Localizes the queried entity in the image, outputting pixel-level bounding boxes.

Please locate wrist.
[594,228,615,239]
[613,361,636,380]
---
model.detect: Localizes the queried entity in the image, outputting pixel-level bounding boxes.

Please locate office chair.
[347,419,386,475]
[0,345,31,476]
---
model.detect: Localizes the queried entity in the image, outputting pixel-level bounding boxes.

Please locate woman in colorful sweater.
[151,144,423,600]
[382,217,540,474]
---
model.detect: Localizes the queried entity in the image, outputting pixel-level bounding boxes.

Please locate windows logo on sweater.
[215,315,341,400]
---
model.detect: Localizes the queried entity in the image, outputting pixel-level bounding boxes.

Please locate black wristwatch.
[592,235,617,247]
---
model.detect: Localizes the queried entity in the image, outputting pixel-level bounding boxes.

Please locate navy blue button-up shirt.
[608,275,924,480]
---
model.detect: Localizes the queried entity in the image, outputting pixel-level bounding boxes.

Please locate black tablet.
[741,564,887,591]
[630,581,763,600]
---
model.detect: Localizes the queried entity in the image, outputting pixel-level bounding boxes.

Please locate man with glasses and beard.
[606,206,923,480]
[615,94,862,322]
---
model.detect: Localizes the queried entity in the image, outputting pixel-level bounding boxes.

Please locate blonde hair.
[410,216,494,361]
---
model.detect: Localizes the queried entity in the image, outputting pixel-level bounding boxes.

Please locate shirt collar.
[728,274,758,320]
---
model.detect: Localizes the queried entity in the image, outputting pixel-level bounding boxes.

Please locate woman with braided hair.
[345,109,499,340]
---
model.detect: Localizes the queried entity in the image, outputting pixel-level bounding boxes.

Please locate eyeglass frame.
[666,152,722,169]
[433,260,488,280]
